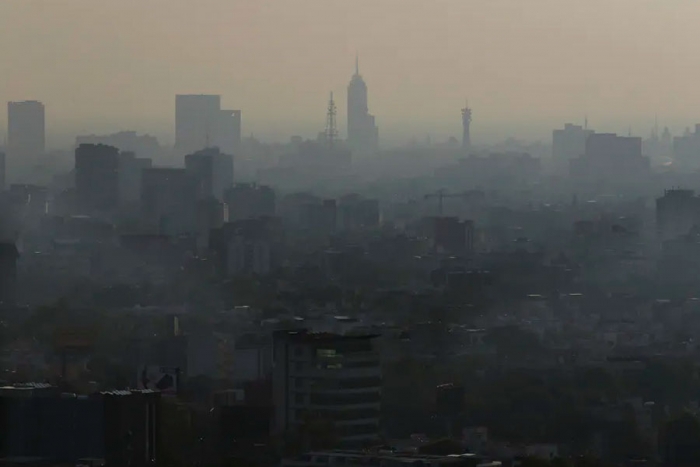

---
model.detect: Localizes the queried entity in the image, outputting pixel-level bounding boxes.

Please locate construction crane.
[424,189,485,216]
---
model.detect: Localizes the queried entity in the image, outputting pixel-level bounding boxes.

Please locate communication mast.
[325,91,338,150]
[461,101,472,151]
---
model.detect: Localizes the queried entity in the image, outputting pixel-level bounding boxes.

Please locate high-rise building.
[7,101,45,176]
[175,95,222,155]
[347,58,378,154]
[184,147,233,201]
[553,123,593,161]
[74,144,120,212]
[0,152,5,192]
[76,131,161,159]
[224,183,275,222]
[656,189,700,241]
[272,330,382,448]
[141,168,198,235]
[0,242,18,307]
[673,124,700,169]
[175,95,242,156]
[570,133,649,181]
[218,109,242,154]
[118,151,152,205]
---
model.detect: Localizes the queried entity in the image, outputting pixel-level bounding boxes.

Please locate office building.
[338,195,380,230]
[118,151,153,205]
[272,330,382,448]
[7,100,45,178]
[673,124,700,169]
[0,242,18,307]
[347,58,379,154]
[0,152,5,191]
[185,147,234,201]
[218,109,242,154]
[209,217,281,276]
[656,189,700,241]
[141,168,198,235]
[570,133,649,181]
[76,131,161,161]
[75,144,120,212]
[175,94,221,155]
[224,183,276,222]
[552,123,594,165]
[427,216,474,254]
[0,385,161,466]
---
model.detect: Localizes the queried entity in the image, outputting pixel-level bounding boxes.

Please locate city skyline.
[3,1,700,147]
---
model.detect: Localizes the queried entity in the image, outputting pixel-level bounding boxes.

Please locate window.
[295,394,305,404]
[316,348,337,358]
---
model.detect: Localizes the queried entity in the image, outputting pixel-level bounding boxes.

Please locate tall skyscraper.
[347,57,379,154]
[184,147,234,201]
[217,110,242,154]
[0,152,5,192]
[175,95,241,156]
[175,95,221,155]
[75,144,120,212]
[7,101,45,173]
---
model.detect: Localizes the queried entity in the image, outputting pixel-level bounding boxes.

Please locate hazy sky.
[1,0,700,147]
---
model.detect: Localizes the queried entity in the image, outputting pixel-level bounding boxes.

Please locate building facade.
[7,100,45,180]
[272,330,382,448]
[75,143,120,212]
[347,60,378,154]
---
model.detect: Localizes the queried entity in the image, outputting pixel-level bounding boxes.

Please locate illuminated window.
[316,349,337,358]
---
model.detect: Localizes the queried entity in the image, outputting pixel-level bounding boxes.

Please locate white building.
[272,330,382,448]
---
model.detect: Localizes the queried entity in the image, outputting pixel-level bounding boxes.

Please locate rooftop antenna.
[325,91,338,150]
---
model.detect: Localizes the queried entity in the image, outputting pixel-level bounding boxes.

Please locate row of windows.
[308,377,382,390]
[294,408,380,422]
[336,423,380,436]
[292,360,379,371]
[309,392,381,405]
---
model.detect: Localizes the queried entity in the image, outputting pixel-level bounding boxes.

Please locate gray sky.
[1,0,699,147]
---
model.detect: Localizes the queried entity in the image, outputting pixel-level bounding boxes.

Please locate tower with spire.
[347,55,378,154]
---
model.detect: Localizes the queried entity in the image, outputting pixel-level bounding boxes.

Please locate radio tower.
[325,91,338,150]
[461,101,472,151]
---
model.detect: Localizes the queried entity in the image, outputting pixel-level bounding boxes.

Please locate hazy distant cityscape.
[8,2,700,467]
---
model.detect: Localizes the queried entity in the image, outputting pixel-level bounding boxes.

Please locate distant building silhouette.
[184,147,234,201]
[0,152,5,192]
[7,100,45,178]
[175,94,221,155]
[0,242,18,307]
[175,95,241,155]
[217,109,242,154]
[141,168,198,235]
[673,124,700,169]
[74,144,120,212]
[224,183,276,222]
[76,131,161,159]
[570,133,649,182]
[656,189,700,241]
[553,123,594,166]
[118,151,152,205]
[347,57,378,154]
